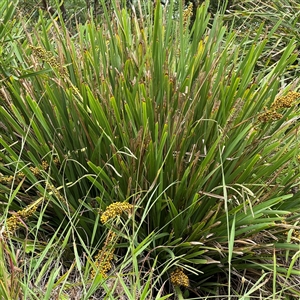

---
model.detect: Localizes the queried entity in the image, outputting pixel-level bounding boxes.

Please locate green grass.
[0,0,300,298]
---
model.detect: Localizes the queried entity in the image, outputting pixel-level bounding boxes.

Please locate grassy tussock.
[0,0,300,298]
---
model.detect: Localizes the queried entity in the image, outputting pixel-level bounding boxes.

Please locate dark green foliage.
[0,0,300,298]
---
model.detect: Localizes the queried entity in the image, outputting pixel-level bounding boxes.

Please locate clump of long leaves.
[226,0,300,83]
[1,0,300,298]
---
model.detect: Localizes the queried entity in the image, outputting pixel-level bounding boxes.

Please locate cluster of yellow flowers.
[30,45,67,78]
[100,202,133,224]
[291,229,300,241]
[283,227,300,242]
[0,157,62,237]
[271,91,300,110]
[91,230,118,278]
[91,202,134,278]
[0,159,59,184]
[4,203,39,237]
[259,91,300,122]
[258,108,283,122]
[30,45,82,97]
[29,166,41,176]
[29,160,50,176]
[183,2,193,28]
[170,267,190,287]
[0,175,14,184]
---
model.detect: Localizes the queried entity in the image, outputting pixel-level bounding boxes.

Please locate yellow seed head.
[258,109,282,122]
[294,230,300,238]
[42,160,49,171]
[91,230,118,278]
[259,91,300,123]
[53,157,60,166]
[101,202,133,224]
[0,175,14,184]
[17,172,25,178]
[30,166,41,176]
[170,267,190,287]
[30,45,67,78]
[5,204,38,236]
[183,2,193,27]
[271,91,300,110]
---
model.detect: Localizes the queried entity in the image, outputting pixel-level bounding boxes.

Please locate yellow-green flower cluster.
[170,267,190,287]
[283,227,300,242]
[271,91,300,110]
[100,202,133,224]
[53,157,60,167]
[29,166,41,176]
[258,108,282,122]
[4,204,38,236]
[0,175,14,184]
[259,91,300,122]
[183,2,193,27]
[29,160,53,176]
[292,230,300,240]
[0,159,56,184]
[91,202,134,278]
[91,230,118,278]
[42,160,49,171]
[17,172,25,178]
[30,45,67,78]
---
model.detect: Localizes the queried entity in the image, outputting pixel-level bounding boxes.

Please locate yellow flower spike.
[17,172,25,178]
[271,91,300,110]
[0,175,14,184]
[258,109,282,122]
[29,166,41,176]
[100,202,133,224]
[4,201,39,237]
[170,267,190,287]
[183,2,193,28]
[92,203,134,278]
[1,186,64,238]
[42,160,49,171]
[30,45,67,78]
[91,230,118,278]
[258,91,300,123]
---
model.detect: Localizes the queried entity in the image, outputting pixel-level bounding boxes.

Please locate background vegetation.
[0,0,300,299]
